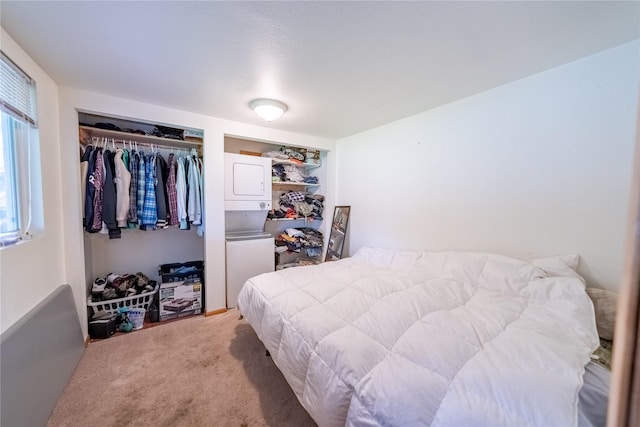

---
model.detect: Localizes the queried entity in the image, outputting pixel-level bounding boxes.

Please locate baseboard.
[205,308,228,316]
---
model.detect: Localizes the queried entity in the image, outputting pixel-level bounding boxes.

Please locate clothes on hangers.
[187,153,201,226]
[80,140,204,237]
[136,150,146,227]
[114,148,131,228]
[196,155,205,237]
[140,153,158,227]
[175,155,186,229]
[90,147,104,232]
[102,149,121,239]
[80,145,93,226]
[166,153,179,227]
[154,154,168,229]
[128,150,139,224]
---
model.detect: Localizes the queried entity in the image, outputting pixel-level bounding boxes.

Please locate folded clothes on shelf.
[275,227,324,253]
[268,191,324,221]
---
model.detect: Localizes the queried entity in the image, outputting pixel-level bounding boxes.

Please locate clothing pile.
[262,147,320,183]
[85,122,186,140]
[91,272,156,302]
[268,191,324,220]
[271,163,319,184]
[81,144,204,239]
[275,227,324,258]
[262,147,307,163]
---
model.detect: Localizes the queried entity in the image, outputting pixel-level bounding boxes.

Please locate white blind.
[0,51,37,127]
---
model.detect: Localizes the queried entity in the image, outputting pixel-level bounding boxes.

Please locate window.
[0,51,38,247]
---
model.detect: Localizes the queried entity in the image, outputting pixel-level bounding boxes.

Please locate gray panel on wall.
[1,285,85,427]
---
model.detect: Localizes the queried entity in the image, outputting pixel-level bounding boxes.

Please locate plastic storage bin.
[128,308,146,330]
[159,261,204,283]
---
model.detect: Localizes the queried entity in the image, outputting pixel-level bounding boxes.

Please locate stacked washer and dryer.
[224,153,275,308]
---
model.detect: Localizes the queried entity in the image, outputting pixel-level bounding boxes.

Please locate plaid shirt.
[136,151,146,224]
[140,154,158,226]
[166,153,179,226]
[127,151,138,223]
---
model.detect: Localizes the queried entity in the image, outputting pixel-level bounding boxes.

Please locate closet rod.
[83,137,201,149]
[78,125,203,150]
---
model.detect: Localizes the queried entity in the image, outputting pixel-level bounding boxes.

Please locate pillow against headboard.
[530,255,617,340]
[530,254,581,279]
[585,287,618,341]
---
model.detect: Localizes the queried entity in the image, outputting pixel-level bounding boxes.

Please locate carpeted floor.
[46,310,317,427]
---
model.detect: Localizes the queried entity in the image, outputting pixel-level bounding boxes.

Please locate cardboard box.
[183,129,204,143]
[159,260,204,283]
[305,149,321,165]
[159,279,203,321]
[239,150,262,157]
[183,129,204,139]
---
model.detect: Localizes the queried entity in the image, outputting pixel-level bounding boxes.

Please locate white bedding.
[238,247,599,427]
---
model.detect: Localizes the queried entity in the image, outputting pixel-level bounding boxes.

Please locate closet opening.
[78,111,205,336]
[223,135,328,308]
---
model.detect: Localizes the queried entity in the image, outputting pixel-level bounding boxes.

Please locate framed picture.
[325,205,350,262]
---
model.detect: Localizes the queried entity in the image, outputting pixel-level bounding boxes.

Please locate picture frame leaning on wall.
[325,205,350,262]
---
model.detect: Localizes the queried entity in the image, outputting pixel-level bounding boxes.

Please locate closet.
[79,112,205,326]
[224,136,327,270]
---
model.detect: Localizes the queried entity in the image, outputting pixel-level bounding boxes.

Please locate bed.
[238,247,607,426]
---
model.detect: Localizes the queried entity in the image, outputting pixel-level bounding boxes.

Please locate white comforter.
[238,247,599,427]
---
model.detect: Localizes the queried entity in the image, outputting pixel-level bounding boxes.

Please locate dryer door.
[233,162,266,197]
[224,152,272,202]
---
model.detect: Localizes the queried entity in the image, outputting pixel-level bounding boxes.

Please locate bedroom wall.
[0,28,66,334]
[335,40,640,291]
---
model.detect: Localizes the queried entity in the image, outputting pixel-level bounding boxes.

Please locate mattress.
[238,247,600,426]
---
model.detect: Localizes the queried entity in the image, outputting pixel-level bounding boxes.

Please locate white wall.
[336,41,640,291]
[58,87,335,337]
[0,29,66,333]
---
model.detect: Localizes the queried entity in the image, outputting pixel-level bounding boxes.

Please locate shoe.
[92,277,107,300]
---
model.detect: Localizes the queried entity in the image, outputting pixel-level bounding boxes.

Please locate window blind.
[0,51,37,127]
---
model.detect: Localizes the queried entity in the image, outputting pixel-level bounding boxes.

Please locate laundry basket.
[87,283,158,317]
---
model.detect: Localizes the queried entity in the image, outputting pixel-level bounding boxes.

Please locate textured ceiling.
[1,1,639,139]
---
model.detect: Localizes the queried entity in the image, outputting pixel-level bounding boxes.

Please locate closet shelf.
[267,218,321,222]
[272,182,321,188]
[271,158,321,169]
[80,125,203,150]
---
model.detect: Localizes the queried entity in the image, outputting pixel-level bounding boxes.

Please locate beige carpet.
[47,310,317,427]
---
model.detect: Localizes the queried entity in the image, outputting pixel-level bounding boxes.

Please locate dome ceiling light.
[250,98,288,122]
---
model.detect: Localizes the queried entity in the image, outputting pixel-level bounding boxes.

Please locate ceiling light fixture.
[250,98,288,122]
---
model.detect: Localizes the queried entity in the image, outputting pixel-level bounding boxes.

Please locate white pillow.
[531,255,617,340]
[530,254,582,278]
